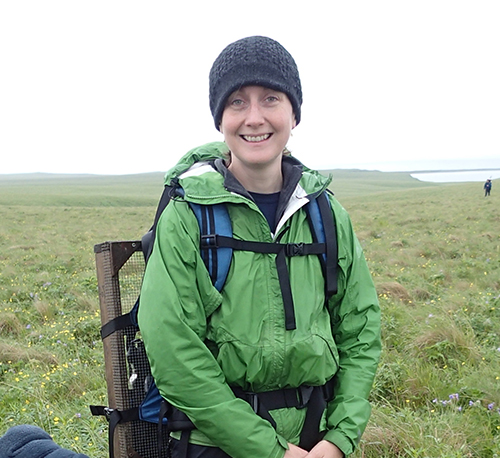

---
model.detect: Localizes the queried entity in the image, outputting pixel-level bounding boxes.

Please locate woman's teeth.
[242,134,271,142]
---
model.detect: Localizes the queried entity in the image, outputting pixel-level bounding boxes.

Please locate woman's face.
[220,85,296,173]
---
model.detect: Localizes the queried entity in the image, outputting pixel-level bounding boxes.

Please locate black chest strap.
[200,192,338,332]
[201,235,325,330]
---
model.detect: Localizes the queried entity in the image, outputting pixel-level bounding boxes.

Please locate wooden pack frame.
[94,240,169,458]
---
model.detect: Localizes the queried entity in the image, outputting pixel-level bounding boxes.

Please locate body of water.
[411,170,500,183]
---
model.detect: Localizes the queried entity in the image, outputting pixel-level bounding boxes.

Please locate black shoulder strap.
[316,192,338,298]
[142,184,174,263]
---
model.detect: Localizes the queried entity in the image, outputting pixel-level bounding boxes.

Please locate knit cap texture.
[209,36,302,130]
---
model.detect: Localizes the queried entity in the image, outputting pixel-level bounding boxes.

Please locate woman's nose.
[245,101,265,126]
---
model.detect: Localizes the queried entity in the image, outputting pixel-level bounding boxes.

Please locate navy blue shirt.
[249,191,281,232]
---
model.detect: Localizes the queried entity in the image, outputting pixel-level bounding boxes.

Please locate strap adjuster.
[89,405,115,421]
[296,386,315,408]
[246,392,259,413]
[104,407,115,420]
[285,243,304,256]
[200,234,218,248]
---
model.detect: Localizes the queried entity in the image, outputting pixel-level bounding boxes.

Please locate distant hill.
[321,169,439,199]
[0,169,443,207]
[0,172,166,207]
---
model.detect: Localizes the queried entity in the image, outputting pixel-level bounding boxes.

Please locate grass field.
[0,170,499,457]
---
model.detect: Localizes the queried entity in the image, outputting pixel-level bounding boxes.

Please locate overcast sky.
[1,1,499,175]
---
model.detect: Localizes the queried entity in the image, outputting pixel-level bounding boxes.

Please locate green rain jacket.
[138,142,381,458]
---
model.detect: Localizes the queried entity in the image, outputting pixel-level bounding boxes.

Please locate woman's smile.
[220,85,296,180]
[241,133,272,142]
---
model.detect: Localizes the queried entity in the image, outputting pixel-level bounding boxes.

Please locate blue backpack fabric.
[0,425,89,458]
[91,182,338,458]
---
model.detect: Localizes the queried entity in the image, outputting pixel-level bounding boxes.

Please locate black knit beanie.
[209,36,302,131]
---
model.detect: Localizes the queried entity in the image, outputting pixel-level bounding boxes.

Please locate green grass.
[0,172,499,457]
[340,183,500,457]
[0,172,165,207]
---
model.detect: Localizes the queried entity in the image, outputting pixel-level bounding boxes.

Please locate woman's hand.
[306,440,344,458]
[284,441,344,458]
[284,443,308,458]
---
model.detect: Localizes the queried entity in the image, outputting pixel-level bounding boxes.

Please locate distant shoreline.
[408,167,500,174]
[1,168,499,182]
[411,169,500,183]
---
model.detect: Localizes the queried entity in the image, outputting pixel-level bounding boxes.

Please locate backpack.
[90,180,338,458]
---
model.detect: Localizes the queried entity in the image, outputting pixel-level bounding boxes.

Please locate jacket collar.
[213,155,303,208]
[174,143,331,206]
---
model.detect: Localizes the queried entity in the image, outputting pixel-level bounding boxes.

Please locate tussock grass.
[0,341,58,365]
[377,281,412,304]
[1,172,499,456]
[0,313,23,335]
[337,179,500,457]
[33,297,58,320]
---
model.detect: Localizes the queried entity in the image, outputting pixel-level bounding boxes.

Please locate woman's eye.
[230,98,244,106]
[266,95,279,103]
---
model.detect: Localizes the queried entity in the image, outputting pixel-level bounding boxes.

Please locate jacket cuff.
[322,429,354,457]
[271,435,288,458]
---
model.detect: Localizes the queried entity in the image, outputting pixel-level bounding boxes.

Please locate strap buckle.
[200,234,218,248]
[285,243,304,256]
[89,405,115,421]
[297,386,315,409]
[246,392,259,413]
[103,407,115,420]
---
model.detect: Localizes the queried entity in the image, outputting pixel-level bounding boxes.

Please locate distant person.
[484,179,492,197]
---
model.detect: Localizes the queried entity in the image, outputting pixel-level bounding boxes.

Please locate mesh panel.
[95,241,169,458]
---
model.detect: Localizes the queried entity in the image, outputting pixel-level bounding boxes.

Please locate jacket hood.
[164,142,332,199]
[164,142,229,186]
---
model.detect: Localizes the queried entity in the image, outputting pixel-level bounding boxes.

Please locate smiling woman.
[209,36,302,194]
[220,86,296,193]
[0,35,381,458]
[136,35,381,458]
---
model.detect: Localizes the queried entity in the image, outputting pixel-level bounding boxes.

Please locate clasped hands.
[284,440,344,458]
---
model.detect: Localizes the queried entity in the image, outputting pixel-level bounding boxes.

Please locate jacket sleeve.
[323,203,381,456]
[138,200,287,458]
